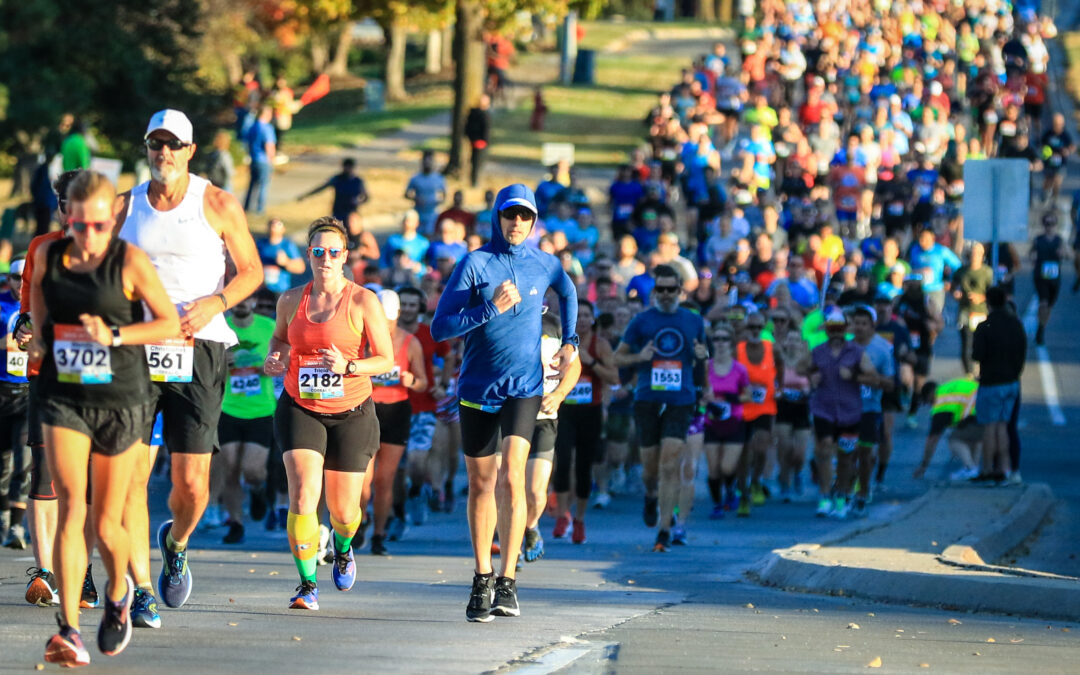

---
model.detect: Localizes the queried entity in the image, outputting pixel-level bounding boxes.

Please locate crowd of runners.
[0,0,1074,665]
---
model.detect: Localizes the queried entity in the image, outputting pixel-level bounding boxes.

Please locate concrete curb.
[747,484,1080,621]
[941,483,1055,566]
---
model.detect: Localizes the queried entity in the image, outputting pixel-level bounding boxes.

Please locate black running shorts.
[458,397,542,459]
[148,339,227,455]
[375,400,412,447]
[274,394,379,473]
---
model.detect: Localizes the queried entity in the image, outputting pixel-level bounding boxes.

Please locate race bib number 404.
[53,324,111,384]
[145,338,194,383]
[298,355,344,400]
[564,376,593,405]
[650,360,683,392]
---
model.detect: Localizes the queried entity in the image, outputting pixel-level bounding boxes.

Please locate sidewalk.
[748,484,1080,621]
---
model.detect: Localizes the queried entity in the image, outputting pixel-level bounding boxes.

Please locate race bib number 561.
[298,355,344,400]
[54,324,111,384]
[145,338,194,383]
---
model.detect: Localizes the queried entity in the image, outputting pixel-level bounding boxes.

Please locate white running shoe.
[950,466,980,481]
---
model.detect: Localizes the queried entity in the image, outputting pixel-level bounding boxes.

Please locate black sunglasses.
[145,138,191,152]
[500,206,535,220]
[746,324,765,331]
[654,285,680,294]
[712,334,732,342]
[69,220,112,233]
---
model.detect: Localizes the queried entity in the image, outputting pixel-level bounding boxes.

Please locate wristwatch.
[346,360,358,376]
[110,325,123,347]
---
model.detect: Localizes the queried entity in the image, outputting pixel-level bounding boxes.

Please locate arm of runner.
[181,186,263,336]
[264,289,299,376]
[589,336,619,385]
[402,336,428,392]
[91,244,181,346]
[430,259,500,341]
[541,353,581,416]
[25,243,50,362]
[551,265,579,377]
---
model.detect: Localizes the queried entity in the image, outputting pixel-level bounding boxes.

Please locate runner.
[613,264,706,550]
[362,289,426,556]
[702,325,750,519]
[894,274,942,427]
[216,293,277,543]
[263,217,394,610]
[551,300,616,545]
[0,256,30,552]
[872,293,914,489]
[27,171,180,666]
[594,302,636,506]
[116,109,263,613]
[774,330,812,502]
[735,312,780,517]
[850,306,894,517]
[430,183,578,622]
[523,309,581,562]
[1031,212,1068,346]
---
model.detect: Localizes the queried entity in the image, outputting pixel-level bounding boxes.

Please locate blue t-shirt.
[622,307,706,405]
[627,273,656,303]
[909,243,962,293]
[407,172,447,231]
[907,168,939,204]
[0,289,27,384]
[427,240,468,267]
[383,233,429,267]
[256,237,303,294]
[859,335,895,413]
[610,180,644,223]
[246,121,277,164]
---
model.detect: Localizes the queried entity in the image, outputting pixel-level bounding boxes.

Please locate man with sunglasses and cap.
[114,109,262,617]
[431,183,578,623]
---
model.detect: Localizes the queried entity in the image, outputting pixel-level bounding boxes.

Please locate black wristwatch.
[346,360,358,376]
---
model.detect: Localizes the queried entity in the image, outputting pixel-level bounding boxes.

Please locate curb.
[747,484,1080,621]
[941,483,1054,566]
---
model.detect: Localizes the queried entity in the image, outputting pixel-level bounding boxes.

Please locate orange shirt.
[737,340,777,421]
[22,230,66,377]
[371,331,414,405]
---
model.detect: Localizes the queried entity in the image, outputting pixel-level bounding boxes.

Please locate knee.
[175,474,208,503]
[95,514,123,546]
[659,456,680,480]
[292,488,321,514]
[469,472,496,496]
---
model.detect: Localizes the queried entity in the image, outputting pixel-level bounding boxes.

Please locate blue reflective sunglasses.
[309,246,343,259]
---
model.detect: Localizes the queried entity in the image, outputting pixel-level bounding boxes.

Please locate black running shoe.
[643,496,659,528]
[370,534,389,556]
[222,521,245,544]
[653,529,671,553]
[465,573,495,623]
[80,564,99,609]
[249,486,268,522]
[97,575,133,656]
[490,576,520,617]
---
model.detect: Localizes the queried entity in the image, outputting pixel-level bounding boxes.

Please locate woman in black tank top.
[26,172,179,666]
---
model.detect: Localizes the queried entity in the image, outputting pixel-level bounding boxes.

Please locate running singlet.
[737,341,777,421]
[407,322,449,414]
[779,361,810,403]
[284,282,371,414]
[1033,234,1062,282]
[119,174,236,346]
[38,237,150,407]
[371,332,414,405]
[223,313,277,419]
[705,359,749,436]
[563,333,602,406]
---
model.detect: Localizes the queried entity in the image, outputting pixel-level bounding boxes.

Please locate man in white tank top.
[114,109,263,620]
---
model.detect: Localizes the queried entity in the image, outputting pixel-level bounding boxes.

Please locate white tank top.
[120,174,236,345]
[537,334,561,421]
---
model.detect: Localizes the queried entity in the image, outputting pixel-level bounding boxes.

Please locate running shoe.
[546,492,558,517]
[592,492,612,509]
[4,523,27,549]
[428,486,443,513]
[523,527,544,562]
[552,514,571,539]
[750,483,766,506]
[289,581,319,610]
[370,534,389,556]
[653,529,671,553]
[723,489,739,512]
[831,496,850,520]
[387,516,408,541]
[671,525,687,545]
[737,496,751,518]
[332,548,356,591]
[317,524,331,566]
[1007,471,1023,485]
[97,575,134,657]
[248,486,268,522]
[131,588,161,629]
[26,567,59,607]
[200,504,224,530]
[466,573,495,623]
[950,466,980,482]
[45,618,90,668]
[222,520,246,545]
[490,576,520,617]
[80,564,99,609]
[643,496,659,528]
[156,520,193,609]
[608,466,627,495]
[571,519,586,544]
[709,504,725,520]
[852,497,868,519]
[816,498,833,518]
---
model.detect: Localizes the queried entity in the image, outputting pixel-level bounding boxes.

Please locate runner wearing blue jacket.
[431,183,578,623]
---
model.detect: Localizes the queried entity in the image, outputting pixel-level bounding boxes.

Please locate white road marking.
[513,639,616,674]
[1023,297,1067,426]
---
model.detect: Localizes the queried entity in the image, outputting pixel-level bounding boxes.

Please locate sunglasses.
[145,138,192,152]
[500,207,535,220]
[9,274,21,281]
[712,335,732,342]
[309,246,344,259]
[653,285,680,294]
[69,220,112,233]
[747,324,765,331]
[772,316,789,323]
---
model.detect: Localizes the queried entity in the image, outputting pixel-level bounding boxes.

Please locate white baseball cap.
[145,109,193,144]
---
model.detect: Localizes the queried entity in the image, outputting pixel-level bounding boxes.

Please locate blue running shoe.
[523,527,544,563]
[332,548,356,591]
[671,525,687,545]
[131,588,161,629]
[289,581,319,610]
[156,520,192,608]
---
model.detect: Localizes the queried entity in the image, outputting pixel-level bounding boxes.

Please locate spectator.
[206,130,235,193]
[405,151,447,236]
[383,209,429,270]
[972,287,1026,483]
[60,118,92,171]
[243,105,276,214]
[299,158,369,228]
[255,218,305,295]
[464,94,491,187]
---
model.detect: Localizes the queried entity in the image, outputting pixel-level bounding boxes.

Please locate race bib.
[145,338,194,383]
[1041,262,1060,280]
[968,313,987,331]
[565,376,593,405]
[650,360,683,391]
[371,366,401,387]
[708,400,731,421]
[297,355,344,400]
[861,384,874,399]
[781,388,806,402]
[229,367,262,397]
[750,385,768,404]
[616,204,635,219]
[53,324,111,384]
[6,350,27,378]
[887,202,905,216]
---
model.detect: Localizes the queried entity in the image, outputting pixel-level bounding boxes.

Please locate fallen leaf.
[229,598,235,603]
[931,541,938,546]
[228,622,238,627]
[867,657,882,668]
[35,666,44,671]
[1010,638,1024,643]
[745,603,755,609]
[781,636,787,640]
[1063,628,1071,633]
[919,663,930,668]
[973,652,981,656]
[251,554,258,558]
[813,608,820,613]
[867,613,876,617]
[848,623,861,630]
[627,579,635,585]
[269,571,279,576]
[986,638,996,643]
[896,629,905,633]
[248,569,256,573]
[948,619,962,625]
[292,636,302,641]
[436,570,443,574]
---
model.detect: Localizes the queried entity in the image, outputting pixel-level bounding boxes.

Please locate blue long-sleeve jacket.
[431,184,578,408]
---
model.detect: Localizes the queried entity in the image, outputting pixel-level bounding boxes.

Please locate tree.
[353,0,451,103]
[0,0,224,158]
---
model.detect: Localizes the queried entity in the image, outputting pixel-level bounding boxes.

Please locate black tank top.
[1033,234,1062,281]
[38,237,149,407]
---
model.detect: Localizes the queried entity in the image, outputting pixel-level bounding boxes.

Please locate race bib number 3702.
[53,324,111,384]
[298,355,344,400]
[145,338,194,383]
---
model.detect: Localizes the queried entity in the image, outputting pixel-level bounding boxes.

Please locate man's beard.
[151,163,185,186]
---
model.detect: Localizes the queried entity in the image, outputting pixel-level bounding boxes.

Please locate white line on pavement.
[513,640,616,674]
[1024,297,1067,426]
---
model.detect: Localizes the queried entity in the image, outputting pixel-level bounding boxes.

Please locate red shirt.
[407,322,449,414]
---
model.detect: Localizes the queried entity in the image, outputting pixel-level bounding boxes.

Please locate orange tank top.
[284,281,370,413]
[737,340,777,421]
[371,331,413,404]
